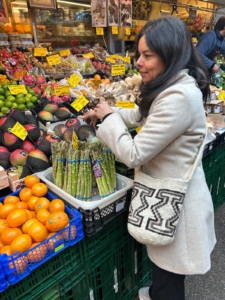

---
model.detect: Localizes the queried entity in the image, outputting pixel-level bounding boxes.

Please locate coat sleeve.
[196,32,216,69]
[112,106,144,127]
[97,87,192,168]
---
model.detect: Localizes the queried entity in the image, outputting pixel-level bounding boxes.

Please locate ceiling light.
[57,1,91,8]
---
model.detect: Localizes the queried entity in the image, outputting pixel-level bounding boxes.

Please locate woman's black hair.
[135,17,210,120]
[214,16,225,31]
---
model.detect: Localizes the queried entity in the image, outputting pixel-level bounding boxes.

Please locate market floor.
[136,202,225,300]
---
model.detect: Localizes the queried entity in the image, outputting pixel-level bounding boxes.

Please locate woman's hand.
[82,109,98,126]
[81,101,113,125]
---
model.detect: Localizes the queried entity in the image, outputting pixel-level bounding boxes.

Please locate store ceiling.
[159,0,224,6]
[198,0,225,5]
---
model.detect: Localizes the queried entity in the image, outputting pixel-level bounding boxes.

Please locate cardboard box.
[208,113,225,122]
[8,177,25,192]
[0,176,9,190]
[0,166,7,178]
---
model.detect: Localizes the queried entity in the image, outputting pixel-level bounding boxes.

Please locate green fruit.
[0,88,5,95]
[36,94,41,100]
[5,91,11,98]
[10,80,18,85]
[1,106,10,114]
[28,90,36,96]
[7,95,16,102]
[30,96,38,103]
[0,100,4,108]
[16,97,26,104]
[0,95,5,101]
[17,104,26,111]
[26,102,34,109]
[4,101,13,108]
[0,112,4,116]
[16,93,25,99]
[12,102,18,108]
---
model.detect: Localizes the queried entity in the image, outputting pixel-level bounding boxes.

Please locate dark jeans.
[149,262,185,300]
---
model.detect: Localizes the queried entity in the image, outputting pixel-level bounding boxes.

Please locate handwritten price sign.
[112,26,118,34]
[116,101,135,109]
[54,86,70,96]
[111,64,126,76]
[96,27,104,35]
[68,73,81,88]
[34,48,47,57]
[47,54,61,66]
[71,95,89,112]
[59,49,71,57]
[82,52,94,59]
[8,85,27,95]
[10,122,28,141]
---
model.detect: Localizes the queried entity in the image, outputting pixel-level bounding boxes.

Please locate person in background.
[196,16,225,74]
[82,16,216,300]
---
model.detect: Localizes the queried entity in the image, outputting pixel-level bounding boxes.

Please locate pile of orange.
[0,174,74,274]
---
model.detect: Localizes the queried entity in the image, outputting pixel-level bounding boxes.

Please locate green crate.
[39,285,60,300]
[1,241,84,300]
[135,242,152,289]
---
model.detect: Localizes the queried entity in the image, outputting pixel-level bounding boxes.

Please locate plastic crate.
[134,242,152,288]
[0,190,84,286]
[0,266,8,293]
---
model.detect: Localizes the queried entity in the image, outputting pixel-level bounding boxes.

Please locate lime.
[16,93,25,99]
[0,88,5,95]
[17,104,26,111]
[5,91,11,98]
[28,89,36,96]
[36,94,41,100]
[0,95,5,101]
[12,102,18,108]
[1,106,10,114]
[2,84,9,90]
[10,80,18,85]
[0,100,4,108]
[16,97,26,104]
[0,112,4,117]
[26,102,34,109]
[30,96,38,103]
[4,101,13,108]
[7,95,16,102]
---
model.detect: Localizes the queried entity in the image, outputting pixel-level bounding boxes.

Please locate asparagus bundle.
[51,141,68,189]
[103,146,117,192]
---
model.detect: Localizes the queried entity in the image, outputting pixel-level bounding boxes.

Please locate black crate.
[219,131,225,146]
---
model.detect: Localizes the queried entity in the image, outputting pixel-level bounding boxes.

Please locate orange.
[1,228,22,245]
[15,201,28,210]
[34,197,50,212]
[7,209,27,228]
[28,222,48,242]
[25,209,35,219]
[46,211,69,232]
[47,233,63,250]
[62,224,76,241]
[0,202,3,208]
[27,196,39,211]
[0,203,17,219]
[19,187,33,203]
[24,174,40,188]
[31,183,48,197]
[10,234,32,254]
[0,245,12,256]
[22,218,39,234]
[9,256,28,274]
[27,242,47,262]
[36,208,50,225]
[49,199,65,213]
[4,195,20,204]
[0,237,5,250]
[94,74,101,80]
[0,219,8,234]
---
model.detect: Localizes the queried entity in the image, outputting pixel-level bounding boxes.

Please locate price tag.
[68,73,81,88]
[112,26,118,34]
[218,90,225,101]
[96,27,104,35]
[121,56,131,64]
[72,131,79,150]
[34,48,47,57]
[8,85,27,95]
[59,49,71,57]
[111,64,126,76]
[46,54,61,66]
[116,101,135,108]
[82,52,94,59]
[71,95,89,112]
[54,244,64,252]
[54,86,70,96]
[10,122,28,141]
[125,28,131,36]
[106,57,116,64]
[136,126,142,133]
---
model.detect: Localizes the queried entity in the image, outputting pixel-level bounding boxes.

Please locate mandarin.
[1,228,22,245]
[10,234,32,254]
[0,203,17,219]
[49,199,65,213]
[24,174,40,188]
[19,187,33,203]
[28,222,48,242]
[4,195,20,204]
[7,209,27,228]
[46,211,69,232]
[31,183,48,197]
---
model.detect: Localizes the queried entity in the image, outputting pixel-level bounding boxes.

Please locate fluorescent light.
[57,1,91,7]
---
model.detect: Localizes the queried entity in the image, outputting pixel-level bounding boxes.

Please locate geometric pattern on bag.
[128,182,185,238]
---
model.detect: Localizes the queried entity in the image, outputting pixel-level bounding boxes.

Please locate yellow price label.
[112,26,118,34]
[111,64,126,76]
[68,73,81,88]
[106,57,116,64]
[116,101,135,109]
[54,86,70,96]
[218,91,225,101]
[125,28,131,36]
[8,85,27,95]
[59,49,71,57]
[72,131,79,150]
[10,122,28,141]
[96,27,104,35]
[46,54,61,66]
[34,48,47,57]
[82,52,94,59]
[136,126,142,133]
[54,244,64,252]
[120,56,131,64]
[71,95,89,112]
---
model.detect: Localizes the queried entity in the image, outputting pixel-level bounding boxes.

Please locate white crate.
[37,167,133,210]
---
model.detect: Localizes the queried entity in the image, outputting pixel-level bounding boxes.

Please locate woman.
[82,17,216,300]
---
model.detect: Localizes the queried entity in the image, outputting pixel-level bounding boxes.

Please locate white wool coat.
[96,69,216,275]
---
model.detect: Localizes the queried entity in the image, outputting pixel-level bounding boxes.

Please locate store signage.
[96,27,104,35]
[82,52,94,59]
[72,131,78,150]
[54,86,70,96]
[120,56,131,64]
[34,48,47,57]
[11,122,28,141]
[116,101,135,108]
[8,85,27,95]
[136,126,142,133]
[125,28,131,36]
[217,90,225,101]
[111,64,126,76]
[68,73,81,88]
[71,95,89,112]
[112,26,118,34]
[46,54,61,66]
[106,57,116,64]
[59,49,71,57]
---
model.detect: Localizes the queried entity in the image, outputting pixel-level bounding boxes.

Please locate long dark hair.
[135,17,210,120]
[214,16,225,30]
